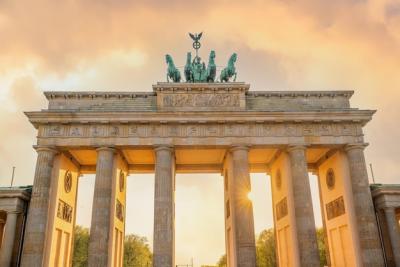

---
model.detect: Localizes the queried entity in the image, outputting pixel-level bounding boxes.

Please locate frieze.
[162,93,240,108]
[41,122,362,139]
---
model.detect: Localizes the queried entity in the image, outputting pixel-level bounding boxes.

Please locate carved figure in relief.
[71,127,81,136]
[110,126,119,135]
[49,125,61,136]
[220,53,237,82]
[165,54,181,82]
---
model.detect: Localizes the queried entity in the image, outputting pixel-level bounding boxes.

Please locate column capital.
[344,143,368,152]
[154,145,174,153]
[229,144,250,153]
[6,210,22,215]
[383,206,397,212]
[33,145,58,154]
[286,144,307,153]
[96,146,116,153]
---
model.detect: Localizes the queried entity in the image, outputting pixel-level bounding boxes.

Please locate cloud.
[0,76,46,186]
[0,1,400,263]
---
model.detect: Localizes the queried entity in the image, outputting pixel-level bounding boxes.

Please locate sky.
[0,0,400,265]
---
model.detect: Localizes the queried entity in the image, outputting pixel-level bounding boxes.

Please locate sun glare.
[247,191,254,201]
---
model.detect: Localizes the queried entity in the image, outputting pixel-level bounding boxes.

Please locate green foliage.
[216,254,227,267]
[123,234,152,267]
[72,226,152,267]
[316,228,328,267]
[216,228,328,267]
[256,228,276,267]
[72,226,89,267]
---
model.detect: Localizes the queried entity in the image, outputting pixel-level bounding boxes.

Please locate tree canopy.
[72,226,152,267]
[123,234,152,267]
[216,228,327,267]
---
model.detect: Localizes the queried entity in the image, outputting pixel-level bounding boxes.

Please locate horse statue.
[184,52,194,82]
[165,54,181,82]
[220,53,237,82]
[206,50,216,82]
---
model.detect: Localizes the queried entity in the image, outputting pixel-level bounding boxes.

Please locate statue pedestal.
[153,82,248,111]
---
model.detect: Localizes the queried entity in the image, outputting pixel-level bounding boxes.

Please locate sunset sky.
[1,0,400,265]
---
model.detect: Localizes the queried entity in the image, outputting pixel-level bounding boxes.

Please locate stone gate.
[20,82,385,267]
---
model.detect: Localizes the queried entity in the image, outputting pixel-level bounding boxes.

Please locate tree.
[216,254,227,267]
[216,227,327,267]
[123,234,152,267]
[72,226,153,267]
[256,228,276,267]
[72,226,89,267]
[316,228,328,267]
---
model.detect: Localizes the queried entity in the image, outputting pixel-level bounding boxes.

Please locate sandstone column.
[153,146,175,267]
[88,147,116,267]
[287,145,320,267]
[230,146,256,267]
[0,211,19,266]
[345,144,384,266]
[384,207,400,267]
[21,146,58,267]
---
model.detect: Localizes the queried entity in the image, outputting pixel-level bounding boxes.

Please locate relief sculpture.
[162,93,240,107]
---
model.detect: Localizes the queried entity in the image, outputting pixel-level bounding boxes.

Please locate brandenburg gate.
[18,34,386,267]
[19,82,385,267]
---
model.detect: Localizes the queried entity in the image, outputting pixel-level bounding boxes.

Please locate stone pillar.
[345,144,385,266]
[153,146,175,267]
[88,147,116,267]
[230,146,256,267]
[21,146,58,267]
[287,145,320,267]
[0,211,19,266]
[384,207,400,267]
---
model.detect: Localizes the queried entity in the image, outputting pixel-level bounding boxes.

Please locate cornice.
[24,110,375,128]
[246,90,354,98]
[43,89,353,99]
[44,91,156,100]
[152,82,250,92]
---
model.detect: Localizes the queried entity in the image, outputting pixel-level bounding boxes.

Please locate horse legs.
[234,72,237,82]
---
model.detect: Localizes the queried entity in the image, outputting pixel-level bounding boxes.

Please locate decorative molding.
[64,171,72,193]
[39,122,363,139]
[246,90,354,98]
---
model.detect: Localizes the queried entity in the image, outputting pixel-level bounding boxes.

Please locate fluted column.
[230,146,256,267]
[0,211,19,266]
[287,145,320,267]
[384,207,400,267]
[345,144,384,266]
[21,146,58,267]
[153,146,175,267]
[88,147,116,267]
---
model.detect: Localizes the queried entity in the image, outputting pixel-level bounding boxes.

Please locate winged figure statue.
[189,32,203,42]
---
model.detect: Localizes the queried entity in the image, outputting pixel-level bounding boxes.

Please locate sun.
[247,191,254,201]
